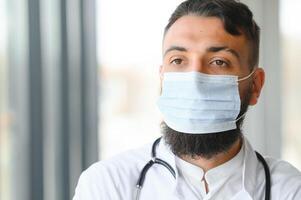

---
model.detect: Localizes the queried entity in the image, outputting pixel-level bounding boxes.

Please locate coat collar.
[242,138,260,197]
[155,136,260,198]
[155,137,179,191]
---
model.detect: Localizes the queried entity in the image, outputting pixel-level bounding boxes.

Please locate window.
[97,0,183,159]
[1,0,98,199]
[281,0,301,170]
[0,0,10,199]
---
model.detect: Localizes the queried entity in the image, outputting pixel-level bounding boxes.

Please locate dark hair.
[164,0,260,69]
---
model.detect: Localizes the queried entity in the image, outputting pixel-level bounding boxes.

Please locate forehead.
[163,15,249,56]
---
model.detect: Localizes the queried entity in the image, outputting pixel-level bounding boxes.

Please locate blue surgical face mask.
[157,71,255,134]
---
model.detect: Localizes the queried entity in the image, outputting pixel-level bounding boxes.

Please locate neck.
[180,137,243,172]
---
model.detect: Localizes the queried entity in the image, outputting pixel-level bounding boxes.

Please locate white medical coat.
[73,138,301,200]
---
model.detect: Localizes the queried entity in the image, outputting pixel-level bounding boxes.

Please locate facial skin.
[161,15,264,104]
[160,16,265,171]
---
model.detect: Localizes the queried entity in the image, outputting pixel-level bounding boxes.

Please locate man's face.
[160,15,265,158]
[161,15,262,104]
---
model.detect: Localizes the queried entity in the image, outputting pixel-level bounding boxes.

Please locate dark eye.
[171,58,183,65]
[211,59,228,67]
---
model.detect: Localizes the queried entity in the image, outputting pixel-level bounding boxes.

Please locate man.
[73,0,301,199]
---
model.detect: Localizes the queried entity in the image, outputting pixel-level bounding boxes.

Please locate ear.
[249,67,265,105]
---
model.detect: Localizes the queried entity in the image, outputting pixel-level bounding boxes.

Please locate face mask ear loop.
[237,68,256,82]
[235,112,247,122]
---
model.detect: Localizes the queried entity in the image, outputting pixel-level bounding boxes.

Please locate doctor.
[73,0,301,199]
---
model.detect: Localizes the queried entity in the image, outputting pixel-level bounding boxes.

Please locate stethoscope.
[136,137,271,200]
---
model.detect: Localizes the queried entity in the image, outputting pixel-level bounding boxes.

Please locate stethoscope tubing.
[136,137,270,200]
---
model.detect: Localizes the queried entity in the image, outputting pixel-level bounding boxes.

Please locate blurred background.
[0,0,300,199]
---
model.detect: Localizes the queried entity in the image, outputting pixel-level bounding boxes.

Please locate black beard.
[161,86,252,159]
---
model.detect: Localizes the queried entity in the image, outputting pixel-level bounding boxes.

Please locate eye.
[170,58,183,65]
[210,59,228,67]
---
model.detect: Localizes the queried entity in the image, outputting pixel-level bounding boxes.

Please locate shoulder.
[88,143,151,182]
[266,157,301,199]
[73,143,152,200]
[266,157,301,183]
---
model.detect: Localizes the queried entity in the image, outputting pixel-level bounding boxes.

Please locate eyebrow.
[163,45,241,60]
[163,46,188,57]
[206,46,240,60]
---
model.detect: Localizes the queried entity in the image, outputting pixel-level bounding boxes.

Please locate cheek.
[238,81,253,101]
[161,65,176,73]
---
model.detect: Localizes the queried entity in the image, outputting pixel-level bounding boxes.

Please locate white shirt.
[175,140,244,199]
[73,137,301,200]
